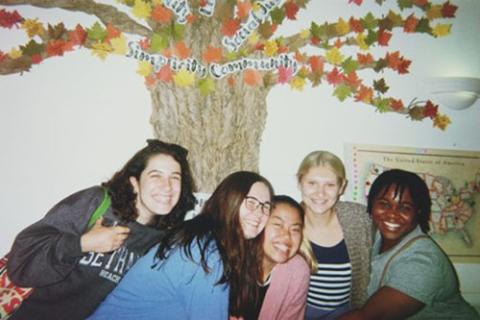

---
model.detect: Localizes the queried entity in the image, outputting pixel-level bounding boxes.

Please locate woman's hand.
[80,218,130,253]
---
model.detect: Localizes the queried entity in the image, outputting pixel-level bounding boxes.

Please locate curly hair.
[155,171,274,318]
[102,139,196,229]
[367,169,432,233]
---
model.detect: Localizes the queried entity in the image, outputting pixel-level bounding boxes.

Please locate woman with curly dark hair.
[90,171,274,320]
[7,139,196,320]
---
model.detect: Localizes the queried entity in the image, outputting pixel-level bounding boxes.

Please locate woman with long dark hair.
[90,171,274,319]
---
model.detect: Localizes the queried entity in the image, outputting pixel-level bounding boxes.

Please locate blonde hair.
[298,234,318,273]
[296,150,346,184]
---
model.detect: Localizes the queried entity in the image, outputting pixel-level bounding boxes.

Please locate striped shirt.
[307,240,352,312]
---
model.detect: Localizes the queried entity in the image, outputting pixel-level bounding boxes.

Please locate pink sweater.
[259,254,310,320]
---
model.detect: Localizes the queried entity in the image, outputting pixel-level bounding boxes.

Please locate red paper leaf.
[423,100,438,119]
[0,9,23,29]
[349,17,364,33]
[0,51,6,63]
[69,24,87,46]
[221,19,240,37]
[326,67,344,86]
[202,45,223,63]
[46,40,66,57]
[105,23,121,42]
[378,29,392,46]
[175,41,191,59]
[139,38,150,50]
[156,65,173,82]
[31,54,43,64]
[403,14,418,33]
[278,66,293,84]
[237,0,252,19]
[397,59,411,74]
[442,1,457,18]
[357,53,374,65]
[414,0,428,7]
[285,2,299,20]
[152,5,173,23]
[355,85,373,103]
[344,71,362,89]
[390,98,404,111]
[349,0,363,5]
[385,51,402,70]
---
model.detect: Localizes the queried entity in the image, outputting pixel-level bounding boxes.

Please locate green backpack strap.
[87,188,112,229]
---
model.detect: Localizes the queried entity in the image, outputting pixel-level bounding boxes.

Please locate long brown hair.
[155,171,274,318]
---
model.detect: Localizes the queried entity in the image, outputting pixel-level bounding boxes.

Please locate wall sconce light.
[426,77,480,110]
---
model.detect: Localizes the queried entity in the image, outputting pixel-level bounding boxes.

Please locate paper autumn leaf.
[105,23,121,43]
[174,69,195,87]
[202,46,223,63]
[221,19,240,37]
[308,55,324,73]
[344,71,361,89]
[423,100,438,119]
[432,24,451,37]
[8,47,22,59]
[145,74,157,88]
[390,98,404,111]
[270,8,285,25]
[355,33,369,50]
[199,77,215,96]
[151,4,172,23]
[111,35,128,55]
[31,54,42,64]
[0,9,22,29]
[377,29,392,46]
[362,12,378,30]
[349,17,364,33]
[244,69,262,86]
[334,84,352,101]
[133,0,152,19]
[0,51,7,63]
[48,23,66,40]
[91,42,112,60]
[404,14,418,33]
[398,0,414,10]
[46,40,67,57]
[278,66,294,84]
[237,0,252,19]
[20,39,44,56]
[325,47,344,65]
[335,18,350,35]
[248,32,260,46]
[289,76,306,91]
[357,52,374,65]
[285,2,299,20]
[150,33,168,52]
[87,22,107,42]
[156,65,173,82]
[342,57,358,74]
[21,19,44,38]
[373,78,389,94]
[349,0,363,5]
[433,114,451,130]
[414,0,428,6]
[355,85,373,103]
[326,67,344,86]
[258,22,276,39]
[137,60,153,76]
[442,1,457,18]
[175,42,191,59]
[263,40,278,57]
[69,24,87,46]
[373,97,390,112]
[427,5,442,20]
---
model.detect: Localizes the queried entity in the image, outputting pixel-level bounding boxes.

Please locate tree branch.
[0,0,152,37]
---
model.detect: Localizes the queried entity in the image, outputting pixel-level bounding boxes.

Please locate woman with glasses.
[297,151,372,319]
[6,140,196,320]
[89,171,274,320]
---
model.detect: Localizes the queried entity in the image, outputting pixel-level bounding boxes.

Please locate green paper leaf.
[150,33,168,52]
[87,22,107,42]
[416,18,432,33]
[373,58,387,72]
[341,57,359,74]
[373,78,389,94]
[333,84,352,102]
[199,77,215,96]
[398,0,414,10]
[387,10,403,26]
[270,8,285,25]
[20,39,44,56]
[310,22,326,40]
[172,23,185,41]
[362,12,378,30]
[373,97,390,112]
[365,29,378,46]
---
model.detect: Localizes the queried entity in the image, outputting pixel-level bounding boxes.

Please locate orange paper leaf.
[175,41,191,59]
[152,5,173,23]
[202,45,223,63]
[243,69,262,86]
[221,19,240,37]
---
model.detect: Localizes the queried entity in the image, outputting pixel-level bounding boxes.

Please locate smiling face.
[263,203,303,273]
[239,182,272,239]
[299,165,346,216]
[129,153,182,224]
[372,184,418,253]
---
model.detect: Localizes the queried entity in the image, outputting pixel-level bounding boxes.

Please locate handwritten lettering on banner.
[199,0,216,17]
[163,0,191,24]
[127,41,298,80]
[222,0,286,52]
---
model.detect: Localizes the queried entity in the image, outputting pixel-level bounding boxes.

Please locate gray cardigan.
[336,201,372,309]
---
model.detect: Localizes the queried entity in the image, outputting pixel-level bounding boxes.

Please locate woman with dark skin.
[340,169,479,320]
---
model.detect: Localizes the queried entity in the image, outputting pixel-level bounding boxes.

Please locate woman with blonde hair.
[297,151,372,319]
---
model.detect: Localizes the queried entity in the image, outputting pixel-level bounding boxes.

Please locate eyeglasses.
[244,196,272,216]
[146,139,188,158]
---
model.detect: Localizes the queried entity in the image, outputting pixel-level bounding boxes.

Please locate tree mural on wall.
[0,0,457,191]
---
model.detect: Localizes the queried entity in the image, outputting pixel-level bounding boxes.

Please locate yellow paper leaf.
[91,42,112,60]
[289,76,305,91]
[21,19,45,38]
[433,114,451,130]
[8,47,22,59]
[137,60,153,76]
[432,24,452,37]
[248,32,260,46]
[263,40,278,57]
[426,5,442,20]
[152,0,163,5]
[335,17,350,36]
[325,47,344,65]
[300,29,310,39]
[133,0,152,19]
[111,34,128,55]
[173,69,195,87]
[355,33,369,51]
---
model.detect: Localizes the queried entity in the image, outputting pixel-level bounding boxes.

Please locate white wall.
[1,0,479,310]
